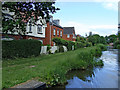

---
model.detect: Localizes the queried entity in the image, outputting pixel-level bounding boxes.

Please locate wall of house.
[2,34,21,40]
[62,32,76,42]
[45,22,63,46]
[26,18,47,38]
[2,33,46,44]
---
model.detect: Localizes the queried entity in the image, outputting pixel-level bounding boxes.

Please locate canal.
[65,49,118,88]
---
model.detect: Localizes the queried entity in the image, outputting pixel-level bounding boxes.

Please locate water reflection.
[118,49,120,89]
[66,50,118,88]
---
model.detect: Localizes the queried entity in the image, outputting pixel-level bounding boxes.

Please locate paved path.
[11,80,46,89]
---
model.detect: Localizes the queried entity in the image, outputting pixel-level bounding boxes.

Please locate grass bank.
[2,46,105,88]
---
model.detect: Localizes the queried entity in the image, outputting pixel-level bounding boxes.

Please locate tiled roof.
[53,20,63,29]
[49,21,63,29]
[63,27,75,34]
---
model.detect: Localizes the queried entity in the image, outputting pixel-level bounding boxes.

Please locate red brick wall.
[62,32,76,42]
[45,22,63,46]
[2,34,46,44]
[2,34,21,40]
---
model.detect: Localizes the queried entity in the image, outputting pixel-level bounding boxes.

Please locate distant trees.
[87,34,106,46]
[105,34,118,44]
[76,36,86,43]
[76,36,92,47]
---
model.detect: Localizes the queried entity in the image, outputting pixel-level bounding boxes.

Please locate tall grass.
[2,46,104,88]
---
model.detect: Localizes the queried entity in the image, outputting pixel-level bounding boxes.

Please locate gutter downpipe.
[50,21,53,46]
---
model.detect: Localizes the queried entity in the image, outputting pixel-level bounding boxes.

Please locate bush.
[85,42,92,47]
[113,40,120,49]
[117,45,120,49]
[97,44,107,51]
[59,46,64,52]
[52,37,92,51]
[2,40,42,59]
[66,41,73,51]
[52,38,62,45]
[47,44,51,51]
[52,38,75,51]
[74,42,85,49]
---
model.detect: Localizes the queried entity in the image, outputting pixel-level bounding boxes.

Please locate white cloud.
[94,0,118,2]
[61,21,118,36]
[56,0,119,2]
[102,2,118,11]
[94,0,118,11]
[89,25,118,29]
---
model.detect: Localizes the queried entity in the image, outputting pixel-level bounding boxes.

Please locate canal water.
[65,49,118,88]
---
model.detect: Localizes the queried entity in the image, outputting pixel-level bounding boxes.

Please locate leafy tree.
[76,36,86,43]
[118,31,120,41]
[99,36,106,44]
[88,34,106,45]
[106,34,118,44]
[2,2,60,35]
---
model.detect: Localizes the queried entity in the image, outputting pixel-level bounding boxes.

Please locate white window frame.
[37,24,42,34]
[67,34,70,38]
[53,28,56,36]
[57,29,59,36]
[29,23,32,33]
[73,34,75,38]
[60,30,62,37]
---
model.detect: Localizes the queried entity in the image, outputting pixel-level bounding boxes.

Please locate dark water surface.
[65,50,118,88]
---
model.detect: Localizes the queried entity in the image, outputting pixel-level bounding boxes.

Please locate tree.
[88,34,106,45]
[2,2,60,35]
[76,36,86,43]
[106,34,118,44]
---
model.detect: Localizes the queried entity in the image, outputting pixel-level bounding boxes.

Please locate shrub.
[66,41,73,51]
[85,42,92,47]
[47,44,51,51]
[55,50,59,53]
[97,44,107,51]
[52,38,75,51]
[52,38,62,45]
[2,39,42,59]
[75,42,84,49]
[59,46,64,52]
[113,40,120,49]
[117,45,120,49]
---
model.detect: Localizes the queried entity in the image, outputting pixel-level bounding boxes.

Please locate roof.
[53,20,63,29]
[49,20,63,29]
[63,27,75,34]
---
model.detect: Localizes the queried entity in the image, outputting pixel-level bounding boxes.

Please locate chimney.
[53,19,60,25]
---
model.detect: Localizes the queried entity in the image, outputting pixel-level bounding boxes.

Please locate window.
[37,24,42,34]
[73,34,75,38]
[67,34,70,38]
[29,23,32,33]
[60,31,62,37]
[53,28,56,36]
[57,29,59,36]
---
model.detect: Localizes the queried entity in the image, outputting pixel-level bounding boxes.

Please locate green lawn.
[2,46,103,88]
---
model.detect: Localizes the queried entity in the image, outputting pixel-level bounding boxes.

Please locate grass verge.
[2,46,104,88]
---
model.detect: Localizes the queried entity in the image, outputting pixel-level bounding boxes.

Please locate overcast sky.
[51,0,118,36]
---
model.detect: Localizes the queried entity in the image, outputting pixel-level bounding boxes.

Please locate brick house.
[2,10,76,46]
[2,9,47,44]
[45,16,63,46]
[62,27,76,42]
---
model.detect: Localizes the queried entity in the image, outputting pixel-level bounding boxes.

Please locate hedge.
[113,40,120,49]
[52,37,92,51]
[2,39,42,59]
[52,38,75,51]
